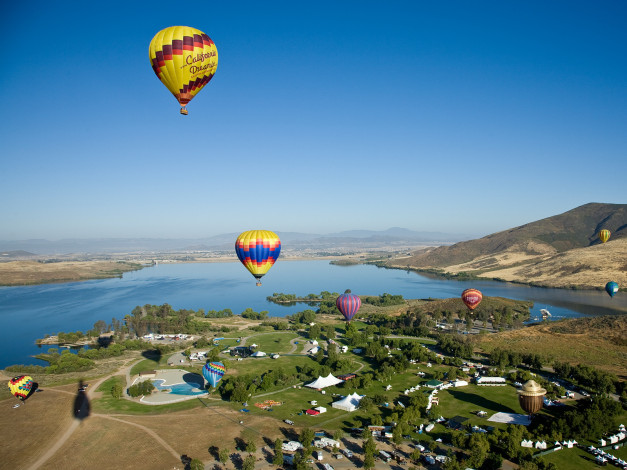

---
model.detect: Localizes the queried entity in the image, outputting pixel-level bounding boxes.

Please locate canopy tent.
[305,373,344,389]
[331,393,363,412]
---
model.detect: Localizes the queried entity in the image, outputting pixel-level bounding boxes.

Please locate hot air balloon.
[461,288,482,311]
[235,230,281,286]
[202,362,226,388]
[598,229,611,243]
[605,281,619,298]
[336,290,362,322]
[149,26,218,115]
[517,379,546,416]
[8,375,36,401]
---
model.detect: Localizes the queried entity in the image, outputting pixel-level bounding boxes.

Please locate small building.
[535,441,547,449]
[476,376,507,386]
[521,439,534,448]
[447,416,469,431]
[282,441,303,453]
[337,373,356,381]
[139,370,157,378]
[425,379,444,388]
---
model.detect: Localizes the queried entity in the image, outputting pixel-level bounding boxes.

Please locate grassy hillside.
[385,203,627,289]
[393,203,626,269]
[476,315,627,379]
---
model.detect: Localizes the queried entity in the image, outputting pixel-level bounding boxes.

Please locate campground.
[1,315,626,470]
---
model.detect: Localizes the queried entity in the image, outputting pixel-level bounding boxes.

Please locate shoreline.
[0,255,623,300]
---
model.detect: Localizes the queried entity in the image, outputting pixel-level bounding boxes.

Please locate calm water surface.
[1,260,625,368]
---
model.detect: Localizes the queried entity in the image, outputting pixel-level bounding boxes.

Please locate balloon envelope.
[8,375,35,401]
[605,281,619,297]
[336,292,362,322]
[598,229,611,243]
[149,26,218,114]
[517,379,546,415]
[235,230,281,285]
[202,362,226,388]
[461,288,482,311]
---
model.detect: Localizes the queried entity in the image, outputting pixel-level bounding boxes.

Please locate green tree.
[190,458,204,470]
[272,439,283,466]
[363,451,375,470]
[219,448,229,465]
[111,382,123,399]
[299,428,315,448]
[309,324,321,339]
[246,440,256,454]
[242,454,255,470]
[325,324,336,340]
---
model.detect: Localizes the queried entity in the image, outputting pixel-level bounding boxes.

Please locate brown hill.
[477,315,627,379]
[386,203,627,289]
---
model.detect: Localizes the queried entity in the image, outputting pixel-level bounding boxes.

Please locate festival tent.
[251,351,266,357]
[305,373,344,389]
[331,393,363,412]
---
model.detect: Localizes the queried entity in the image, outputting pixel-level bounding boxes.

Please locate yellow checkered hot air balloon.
[598,229,611,243]
[149,26,218,115]
[8,375,36,401]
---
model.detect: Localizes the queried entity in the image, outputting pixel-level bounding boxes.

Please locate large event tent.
[331,392,363,411]
[305,373,343,389]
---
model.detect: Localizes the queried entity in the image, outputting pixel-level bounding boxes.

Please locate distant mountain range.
[0,228,468,256]
[386,203,627,290]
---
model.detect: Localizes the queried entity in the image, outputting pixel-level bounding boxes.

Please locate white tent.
[331,393,363,412]
[452,380,469,387]
[251,351,266,357]
[305,373,344,389]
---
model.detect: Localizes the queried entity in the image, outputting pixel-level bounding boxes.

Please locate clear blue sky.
[1,1,626,240]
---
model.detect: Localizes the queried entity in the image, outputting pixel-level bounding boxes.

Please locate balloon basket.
[180,107,188,115]
[256,281,262,287]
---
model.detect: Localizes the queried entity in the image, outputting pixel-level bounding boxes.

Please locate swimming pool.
[152,379,208,396]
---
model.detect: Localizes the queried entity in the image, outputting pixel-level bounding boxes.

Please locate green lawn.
[247,332,300,354]
[92,375,202,414]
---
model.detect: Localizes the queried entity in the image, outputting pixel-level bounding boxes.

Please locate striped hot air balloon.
[336,290,362,322]
[8,375,35,401]
[202,362,226,388]
[461,288,482,311]
[149,26,218,115]
[598,229,611,243]
[235,230,281,286]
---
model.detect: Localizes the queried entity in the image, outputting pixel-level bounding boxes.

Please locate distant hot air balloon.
[8,375,36,401]
[605,281,619,298]
[517,379,547,416]
[336,290,362,322]
[149,26,218,115]
[235,230,281,286]
[202,362,226,388]
[461,288,482,311]
[598,229,611,243]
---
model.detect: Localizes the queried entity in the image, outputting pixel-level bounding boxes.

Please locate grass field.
[477,316,627,379]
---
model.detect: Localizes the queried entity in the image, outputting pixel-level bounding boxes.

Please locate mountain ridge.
[386,202,627,290]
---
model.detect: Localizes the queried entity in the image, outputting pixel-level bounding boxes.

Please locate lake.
[0,260,625,368]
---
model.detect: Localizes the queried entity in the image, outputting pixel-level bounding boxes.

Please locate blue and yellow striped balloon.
[235,230,281,286]
[202,362,226,388]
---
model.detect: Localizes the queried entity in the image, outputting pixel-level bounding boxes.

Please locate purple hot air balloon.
[336,290,361,322]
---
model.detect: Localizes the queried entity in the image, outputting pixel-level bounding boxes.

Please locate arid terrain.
[389,237,627,290]
[0,260,143,286]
